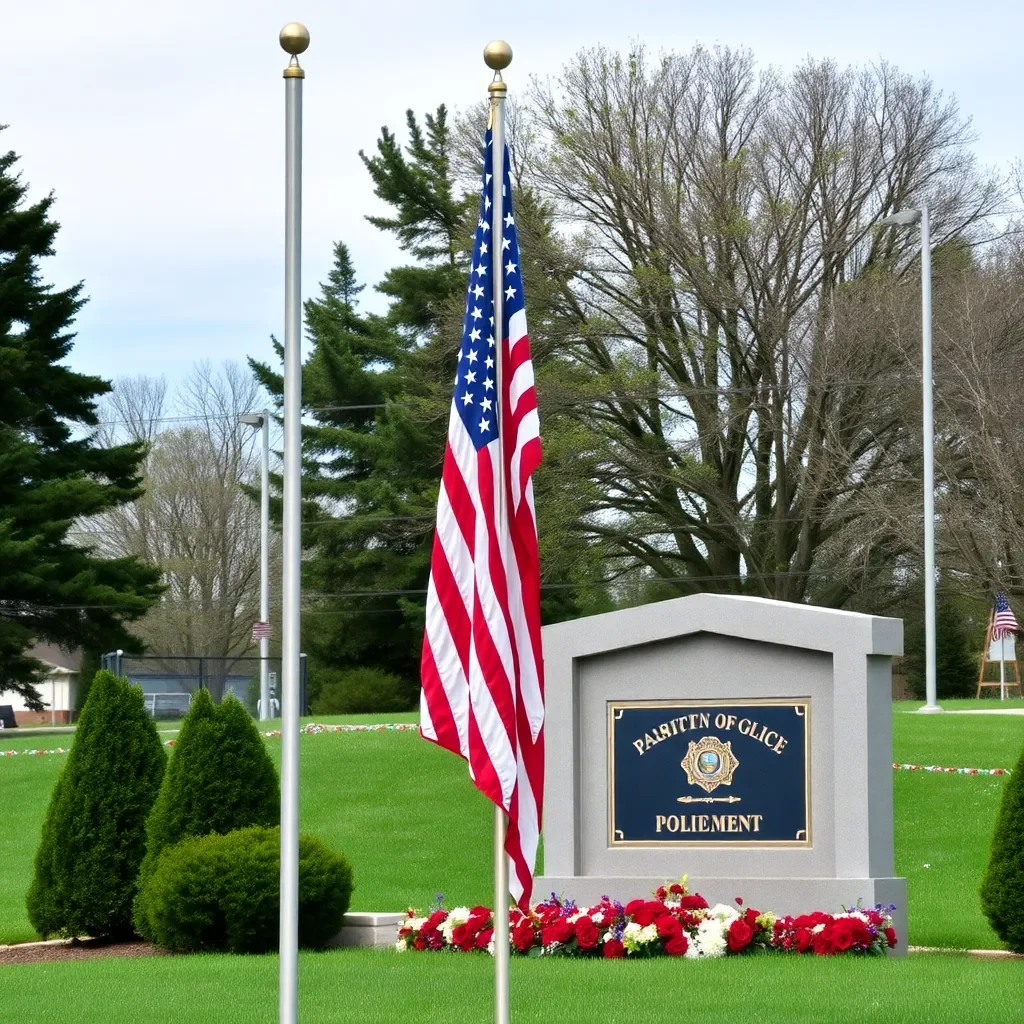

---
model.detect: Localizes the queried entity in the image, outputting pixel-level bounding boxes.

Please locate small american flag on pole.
[251,620,272,644]
[992,593,1018,640]
[419,125,544,911]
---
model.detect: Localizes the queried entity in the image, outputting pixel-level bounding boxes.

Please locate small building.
[0,644,81,725]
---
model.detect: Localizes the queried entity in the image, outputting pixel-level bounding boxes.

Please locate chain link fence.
[101,652,308,719]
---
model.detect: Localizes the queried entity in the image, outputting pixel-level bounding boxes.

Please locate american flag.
[419,127,544,911]
[992,593,1019,640]
[251,620,272,644]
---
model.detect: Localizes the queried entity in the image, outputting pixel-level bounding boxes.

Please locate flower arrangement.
[396,880,897,959]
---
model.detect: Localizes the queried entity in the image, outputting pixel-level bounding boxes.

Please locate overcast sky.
[3,0,1021,390]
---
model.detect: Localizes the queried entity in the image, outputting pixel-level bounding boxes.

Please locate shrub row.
[28,673,352,951]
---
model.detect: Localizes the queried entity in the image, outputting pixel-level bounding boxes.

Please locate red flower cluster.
[772,909,897,956]
[397,885,898,961]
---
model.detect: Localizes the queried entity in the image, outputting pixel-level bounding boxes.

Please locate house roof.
[28,643,82,674]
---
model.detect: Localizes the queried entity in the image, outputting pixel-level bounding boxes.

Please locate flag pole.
[484,37,513,1024]
[278,21,308,1024]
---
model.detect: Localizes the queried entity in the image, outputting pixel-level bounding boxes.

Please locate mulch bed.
[0,938,168,965]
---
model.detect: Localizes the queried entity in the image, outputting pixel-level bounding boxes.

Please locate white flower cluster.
[684,917,728,959]
[621,922,659,953]
[440,906,471,945]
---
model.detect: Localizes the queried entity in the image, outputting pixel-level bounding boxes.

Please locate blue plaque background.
[609,701,809,845]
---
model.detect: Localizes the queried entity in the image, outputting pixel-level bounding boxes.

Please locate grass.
[894,698,1024,712]
[3,703,1023,1021]
[1,948,1021,1024]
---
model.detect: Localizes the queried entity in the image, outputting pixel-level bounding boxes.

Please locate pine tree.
[0,133,163,708]
[26,670,166,938]
[134,688,280,938]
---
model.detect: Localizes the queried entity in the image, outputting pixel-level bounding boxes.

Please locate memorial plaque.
[609,699,809,846]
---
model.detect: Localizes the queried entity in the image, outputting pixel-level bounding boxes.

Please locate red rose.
[795,928,812,953]
[541,918,574,947]
[669,884,684,895]
[665,934,689,956]
[623,899,646,917]
[727,919,755,953]
[603,939,625,958]
[414,937,427,951]
[451,924,471,947]
[743,908,760,927]
[885,927,897,949]
[832,922,855,952]
[476,928,494,949]
[812,929,834,955]
[425,910,447,930]
[734,897,743,906]
[656,915,682,939]
[680,895,708,911]
[575,916,600,950]
[512,919,537,953]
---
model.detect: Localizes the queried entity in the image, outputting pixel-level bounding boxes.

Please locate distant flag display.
[419,127,544,910]
[992,593,1019,641]
[251,620,272,644]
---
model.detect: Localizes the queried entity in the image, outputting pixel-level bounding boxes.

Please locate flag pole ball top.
[279,22,310,56]
[484,40,513,71]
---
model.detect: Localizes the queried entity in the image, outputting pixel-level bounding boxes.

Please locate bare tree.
[80,362,271,688]
[517,45,1007,605]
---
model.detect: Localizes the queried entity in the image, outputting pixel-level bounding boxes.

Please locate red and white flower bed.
[397,880,897,958]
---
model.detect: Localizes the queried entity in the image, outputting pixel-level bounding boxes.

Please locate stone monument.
[535,592,907,952]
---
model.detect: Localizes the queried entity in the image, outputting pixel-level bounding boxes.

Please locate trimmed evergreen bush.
[980,739,1024,951]
[134,689,280,938]
[310,666,410,714]
[26,670,166,938]
[139,826,353,953]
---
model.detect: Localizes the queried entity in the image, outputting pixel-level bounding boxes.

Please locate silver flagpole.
[484,38,512,1024]
[278,21,308,1024]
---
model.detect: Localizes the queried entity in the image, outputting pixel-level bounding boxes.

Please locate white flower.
[708,903,740,925]
[406,917,427,933]
[811,923,825,935]
[487,939,495,957]
[592,911,605,925]
[638,924,658,944]
[395,939,407,952]
[602,930,613,943]
[567,912,583,924]
[692,918,728,958]
[441,906,470,944]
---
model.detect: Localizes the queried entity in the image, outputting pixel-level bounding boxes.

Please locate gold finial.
[280,22,310,56]
[483,40,512,72]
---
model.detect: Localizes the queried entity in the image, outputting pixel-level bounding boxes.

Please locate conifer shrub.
[310,666,409,714]
[26,670,166,938]
[139,826,353,953]
[134,689,280,938]
[980,739,1024,951]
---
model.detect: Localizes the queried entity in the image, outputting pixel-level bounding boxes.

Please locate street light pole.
[240,411,272,720]
[880,205,940,713]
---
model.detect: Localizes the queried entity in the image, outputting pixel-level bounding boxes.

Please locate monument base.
[534,875,908,956]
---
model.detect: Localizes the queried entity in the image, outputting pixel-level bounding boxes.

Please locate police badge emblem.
[682,736,739,793]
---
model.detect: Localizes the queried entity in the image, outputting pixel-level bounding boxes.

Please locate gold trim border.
[607,698,812,849]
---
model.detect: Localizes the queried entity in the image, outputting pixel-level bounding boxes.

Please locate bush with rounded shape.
[310,666,410,714]
[26,670,166,939]
[980,739,1024,951]
[134,689,280,938]
[140,826,353,953]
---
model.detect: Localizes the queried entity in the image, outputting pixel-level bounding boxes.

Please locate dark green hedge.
[134,689,280,938]
[980,738,1024,952]
[26,670,166,938]
[139,826,353,953]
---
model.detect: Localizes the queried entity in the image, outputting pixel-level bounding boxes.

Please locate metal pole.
[485,38,512,1024]
[260,409,271,721]
[278,21,308,1024]
[920,206,940,713]
[1001,636,1007,702]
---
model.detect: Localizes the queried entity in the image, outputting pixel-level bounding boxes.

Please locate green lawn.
[4,707,1021,951]
[2,948,1021,1024]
